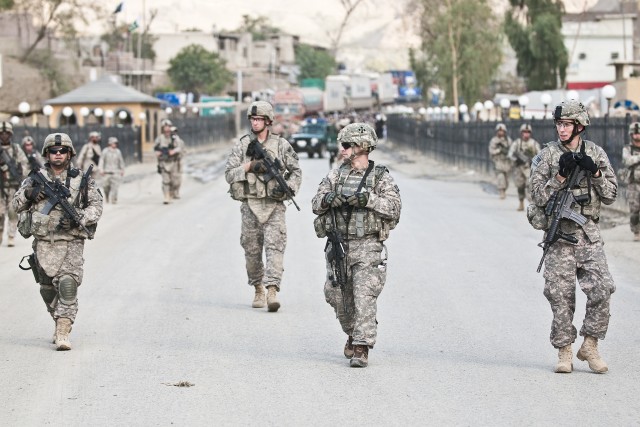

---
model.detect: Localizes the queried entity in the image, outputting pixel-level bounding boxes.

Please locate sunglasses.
[48,147,69,155]
[341,143,354,150]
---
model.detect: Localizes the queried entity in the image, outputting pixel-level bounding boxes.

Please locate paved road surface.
[1,141,639,426]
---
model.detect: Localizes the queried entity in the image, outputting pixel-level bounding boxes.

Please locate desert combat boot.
[55,318,72,351]
[577,336,608,373]
[555,344,573,373]
[344,336,354,358]
[266,286,280,312]
[350,345,369,368]
[252,285,266,308]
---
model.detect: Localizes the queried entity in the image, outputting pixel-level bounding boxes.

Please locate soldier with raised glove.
[529,100,617,374]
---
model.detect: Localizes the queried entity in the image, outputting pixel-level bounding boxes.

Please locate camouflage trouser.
[102,173,122,203]
[33,239,85,323]
[627,182,640,233]
[240,201,286,290]
[0,187,18,239]
[160,159,182,197]
[513,165,531,201]
[492,158,511,191]
[324,237,387,348]
[543,230,615,348]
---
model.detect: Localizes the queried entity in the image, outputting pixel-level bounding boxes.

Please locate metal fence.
[387,114,634,211]
[387,114,633,174]
[16,114,236,165]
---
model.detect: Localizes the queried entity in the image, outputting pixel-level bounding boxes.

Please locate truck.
[272,87,323,123]
[349,75,374,110]
[372,72,396,106]
[324,74,374,112]
[289,117,337,159]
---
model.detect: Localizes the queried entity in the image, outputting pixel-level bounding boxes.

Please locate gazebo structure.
[43,75,164,155]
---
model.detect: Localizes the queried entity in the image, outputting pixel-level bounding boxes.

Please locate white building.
[562,0,637,89]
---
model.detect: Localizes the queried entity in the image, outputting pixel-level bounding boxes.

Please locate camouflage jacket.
[0,142,29,188]
[622,144,640,183]
[529,139,617,243]
[13,165,103,242]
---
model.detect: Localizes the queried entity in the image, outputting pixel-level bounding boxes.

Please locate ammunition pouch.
[29,211,52,238]
[228,181,247,201]
[17,210,32,238]
[527,204,549,230]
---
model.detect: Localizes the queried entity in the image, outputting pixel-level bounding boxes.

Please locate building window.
[243,47,247,58]
[578,53,586,60]
[611,52,619,60]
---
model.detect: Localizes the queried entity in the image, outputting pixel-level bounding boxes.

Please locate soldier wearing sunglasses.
[13,133,103,351]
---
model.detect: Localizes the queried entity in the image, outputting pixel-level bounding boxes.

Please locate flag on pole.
[128,19,139,32]
[113,2,123,14]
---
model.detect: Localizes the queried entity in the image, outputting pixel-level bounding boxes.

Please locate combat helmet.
[1,121,13,134]
[520,123,533,133]
[495,123,507,132]
[553,100,590,127]
[338,122,377,152]
[42,133,76,157]
[247,101,274,123]
[629,122,640,135]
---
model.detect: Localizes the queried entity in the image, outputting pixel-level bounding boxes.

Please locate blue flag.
[113,2,123,14]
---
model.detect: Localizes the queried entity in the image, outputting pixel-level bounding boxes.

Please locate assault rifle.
[30,166,94,239]
[326,209,348,313]
[250,140,300,211]
[0,145,24,182]
[536,157,588,272]
[514,150,531,166]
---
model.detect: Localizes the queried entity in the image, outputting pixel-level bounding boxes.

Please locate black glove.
[25,183,45,202]
[576,155,599,174]
[272,185,293,199]
[58,217,77,231]
[323,192,346,208]
[249,160,268,174]
[558,152,577,177]
[347,192,369,208]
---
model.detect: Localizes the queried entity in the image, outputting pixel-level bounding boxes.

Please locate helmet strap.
[559,121,584,145]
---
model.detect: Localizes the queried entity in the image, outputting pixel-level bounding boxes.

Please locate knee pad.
[39,285,57,305]
[631,213,639,227]
[58,275,78,305]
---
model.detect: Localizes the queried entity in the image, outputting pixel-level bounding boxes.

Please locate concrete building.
[563,0,638,89]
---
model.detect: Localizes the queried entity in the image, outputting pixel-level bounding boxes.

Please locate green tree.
[101,25,157,62]
[0,0,14,9]
[295,44,336,83]
[408,47,438,104]
[167,44,233,101]
[236,14,281,41]
[504,0,568,90]
[413,0,502,111]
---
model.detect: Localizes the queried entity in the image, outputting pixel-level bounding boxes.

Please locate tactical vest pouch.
[314,214,328,238]
[29,211,51,238]
[17,211,32,239]
[526,204,549,230]
[617,167,630,185]
[229,182,247,201]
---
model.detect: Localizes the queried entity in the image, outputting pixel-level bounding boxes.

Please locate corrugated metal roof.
[45,75,161,105]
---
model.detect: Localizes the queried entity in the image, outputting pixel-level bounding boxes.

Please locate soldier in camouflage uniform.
[98,137,125,204]
[13,133,103,351]
[488,123,513,199]
[0,121,29,247]
[225,101,302,312]
[529,100,617,374]
[312,123,402,368]
[155,120,185,204]
[508,123,541,211]
[622,122,640,241]
[21,136,44,170]
[76,131,102,177]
